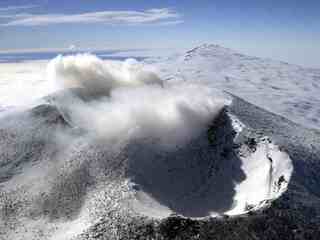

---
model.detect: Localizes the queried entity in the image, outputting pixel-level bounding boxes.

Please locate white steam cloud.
[47,54,163,96]
[47,54,229,147]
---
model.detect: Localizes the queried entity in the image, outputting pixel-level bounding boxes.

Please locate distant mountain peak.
[184,43,240,61]
[186,43,222,53]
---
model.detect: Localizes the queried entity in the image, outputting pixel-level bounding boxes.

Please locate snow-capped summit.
[184,43,239,61]
[156,43,320,130]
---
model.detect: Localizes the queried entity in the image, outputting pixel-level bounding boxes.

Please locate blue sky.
[0,0,319,67]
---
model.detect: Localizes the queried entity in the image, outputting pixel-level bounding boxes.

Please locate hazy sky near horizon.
[0,0,319,67]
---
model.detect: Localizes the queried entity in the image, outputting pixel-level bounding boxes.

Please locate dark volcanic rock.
[0,94,320,239]
[75,96,320,240]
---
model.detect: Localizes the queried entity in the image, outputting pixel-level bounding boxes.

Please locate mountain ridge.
[153,43,320,130]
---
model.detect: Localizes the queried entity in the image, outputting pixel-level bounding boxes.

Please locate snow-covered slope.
[0,54,296,239]
[0,47,320,239]
[0,93,293,239]
[151,44,320,130]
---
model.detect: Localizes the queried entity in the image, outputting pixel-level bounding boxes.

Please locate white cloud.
[0,8,183,27]
[0,4,38,11]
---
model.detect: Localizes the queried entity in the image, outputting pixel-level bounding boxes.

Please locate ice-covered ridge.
[184,43,239,60]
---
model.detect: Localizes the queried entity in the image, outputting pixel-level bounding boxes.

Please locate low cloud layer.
[1,8,183,27]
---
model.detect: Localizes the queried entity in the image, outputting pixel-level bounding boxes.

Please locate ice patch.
[227,136,293,215]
